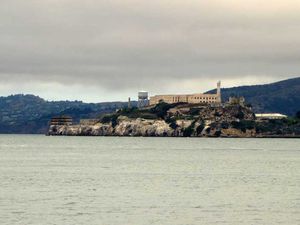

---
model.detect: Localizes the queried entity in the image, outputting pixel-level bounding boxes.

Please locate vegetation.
[49,99,300,137]
[1,77,300,134]
[296,111,300,119]
[235,110,245,120]
[100,114,119,127]
[183,121,196,137]
[206,77,300,116]
[116,107,155,119]
[231,120,256,132]
[165,117,178,129]
[190,108,200,115]
[150,102,180,118]
[196,122,205,135]
[0,94,134,133]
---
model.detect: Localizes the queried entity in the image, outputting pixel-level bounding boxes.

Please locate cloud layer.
[0,0,299,101]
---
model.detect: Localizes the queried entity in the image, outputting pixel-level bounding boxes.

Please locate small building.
[50,116,73,126]
[255,113,287,120]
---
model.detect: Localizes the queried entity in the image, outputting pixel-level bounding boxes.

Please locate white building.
[255,113,287,120]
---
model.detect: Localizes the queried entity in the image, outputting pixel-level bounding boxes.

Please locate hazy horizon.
[0,76,299,103]
[1,0,300,102]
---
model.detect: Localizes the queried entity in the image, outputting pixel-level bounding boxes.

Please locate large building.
[149,81,222,105]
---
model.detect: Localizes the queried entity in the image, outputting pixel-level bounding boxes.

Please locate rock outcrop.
[48,102,300,137]
[48,117,175,137]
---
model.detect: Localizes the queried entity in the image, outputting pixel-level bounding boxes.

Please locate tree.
[296,111,300,119]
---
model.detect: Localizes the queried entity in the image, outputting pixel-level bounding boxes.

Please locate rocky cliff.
[48,102,300,137]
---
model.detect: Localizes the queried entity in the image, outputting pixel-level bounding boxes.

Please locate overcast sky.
[0,0,299,102]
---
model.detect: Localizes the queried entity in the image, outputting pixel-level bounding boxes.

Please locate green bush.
[255,123,271,133]
[100,114,119,127]
[221,121,229,129]
[183,126,194,137]
[296,111,300,119]
[139,113,158,120]
[170,122,178,130]
[235,111,245,119]
[190,108,200,115]
[100,115,113,124]
[214,130,222,137]
[231,120,255,132]
[282,118,299,126]
[165,117,178,130]
[119,107,139,116]
[150,102,174,118]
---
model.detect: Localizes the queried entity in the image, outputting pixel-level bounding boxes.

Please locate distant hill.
[0,77,299,134]
[206,77,300,116]
[0,94,136,134]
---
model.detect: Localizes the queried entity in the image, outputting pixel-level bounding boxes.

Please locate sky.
[0,0,299,102]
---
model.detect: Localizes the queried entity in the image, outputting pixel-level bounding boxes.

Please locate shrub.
[296,111,300,119]
[101,115,113,124]
[190,108,200,115]
[183,126,194,137]
[169,121,178,130]
[214,111,222,117]
[100,114,119,127]
[282,118,298,126]
[119,107,139,116]
[214,130,222,137]
[150,102,174,118]
[221,121,229,129]
[255,123,270,133]
[235,111,245,119]
[231,120,256,132]
[165,117,178,130]
[139,113,158,120]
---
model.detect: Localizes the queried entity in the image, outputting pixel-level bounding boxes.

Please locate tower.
[217,81,221,103]
[128,97,131,109]
[138,91,149,108]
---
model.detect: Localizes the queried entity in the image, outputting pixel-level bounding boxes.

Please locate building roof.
[255,113,287,118]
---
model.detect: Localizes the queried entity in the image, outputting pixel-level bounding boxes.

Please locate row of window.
[192,96,217,100]
[198,101,214,103]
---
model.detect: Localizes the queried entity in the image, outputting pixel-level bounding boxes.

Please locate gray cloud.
[0,0,299,101]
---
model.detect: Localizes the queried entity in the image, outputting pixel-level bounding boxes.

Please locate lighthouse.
[217,81,221,103]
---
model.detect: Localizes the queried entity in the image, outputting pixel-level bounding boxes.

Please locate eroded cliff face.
[48,117,175,137]
[48,116,256,137]
[48,103,300,137]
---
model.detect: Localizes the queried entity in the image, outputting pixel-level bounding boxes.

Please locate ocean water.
[0,135,299,225]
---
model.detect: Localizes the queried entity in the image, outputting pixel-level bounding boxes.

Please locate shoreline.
[46,133,300,138]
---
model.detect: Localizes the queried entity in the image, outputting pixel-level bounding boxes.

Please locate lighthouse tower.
[217,81,221,103]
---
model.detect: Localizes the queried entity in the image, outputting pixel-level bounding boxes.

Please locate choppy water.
[0,135,299,225]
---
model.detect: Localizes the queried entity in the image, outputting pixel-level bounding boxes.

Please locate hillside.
[206,77,300,116]
[0,77,299,134]
[0,94,135,134]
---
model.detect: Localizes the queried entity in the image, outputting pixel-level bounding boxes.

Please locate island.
[47,97,300,138]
